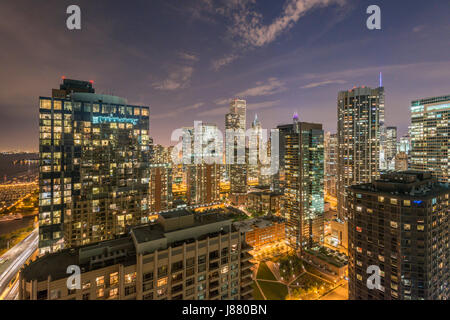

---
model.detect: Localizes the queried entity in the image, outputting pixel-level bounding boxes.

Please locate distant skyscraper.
[337,86,384,218]
[279,117,324,251]
[226,99,247,198]
[385,126,398,170]
[38,79,150,254]
[324,132,338,198]
[348,171,449,300]
[248,114,263,183]
[410,95,450,183]
[398,134,411,154]
[394,152,408,171]
[183,124,221,205]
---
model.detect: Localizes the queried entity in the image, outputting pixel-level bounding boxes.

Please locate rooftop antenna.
[379,72,383,87]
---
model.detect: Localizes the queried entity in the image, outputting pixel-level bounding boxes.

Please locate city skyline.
[1,0,450,150]
[0,0,449,303]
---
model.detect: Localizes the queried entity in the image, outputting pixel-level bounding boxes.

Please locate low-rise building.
[233,216,286,249]
[19,209,253,300]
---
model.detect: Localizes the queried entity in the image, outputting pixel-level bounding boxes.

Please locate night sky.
[0,0,449,151]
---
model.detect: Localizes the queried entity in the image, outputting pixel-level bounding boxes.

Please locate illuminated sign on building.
[92,116,138,125]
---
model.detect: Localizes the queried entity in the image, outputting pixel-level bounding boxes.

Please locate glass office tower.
[410,95,450,184]
[38,79,150,254]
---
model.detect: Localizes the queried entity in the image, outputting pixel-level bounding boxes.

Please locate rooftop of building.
[22,209,236,283]
[349,171,449,197]
[233,215,285,232]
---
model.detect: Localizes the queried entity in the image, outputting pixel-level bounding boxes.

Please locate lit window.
[110,272,119,285]
[96,276,105,287]
[125,272,136,284]
[157,277,168,288]
[378,196,384,203]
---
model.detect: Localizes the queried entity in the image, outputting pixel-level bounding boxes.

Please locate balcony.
[209,281,219,290]
[241,268,252,278]
[241,293,253,300]
[242,244,253,252]
[241,252,252,262]
[241,286,253,296]
[241,260,253,270]
[209,290,220,299]
[241,277,252,286]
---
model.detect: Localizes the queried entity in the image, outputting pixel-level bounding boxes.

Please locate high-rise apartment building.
[226,99,247,197]
[347,171,449,300]
[38,79,150,254]
[410,95,450,183]
[324,132,338,198]
[279,118,324,251]
[337,86,384,218]
[149,164,173,213]
[20,208,254,300]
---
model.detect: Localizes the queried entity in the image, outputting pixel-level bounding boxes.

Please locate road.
[319,281,349,300]
[0,228,38,300]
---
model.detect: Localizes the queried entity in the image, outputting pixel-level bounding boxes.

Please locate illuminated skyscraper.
[38,79,151,254]
[385,126,398,170]
[324,132,338,198]
[348,171,449,300]
[248,114,263,184]
[225,99,247,199]
[337,86,384,218]
[183,123,221,206]
[410,95,450,183]
[149,163,173,213]
[279,117,324,251]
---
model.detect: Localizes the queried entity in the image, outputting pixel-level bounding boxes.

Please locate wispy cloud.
[211,54,238,71]
[301,79,347,89]
[236,78,286,98]
[153,102,204,119]
[248,100,280,110]
[214,98,230,105]
[152,66,194,91]
[198,106,229,117]
[179,52,199,62]
[228,0,346,48]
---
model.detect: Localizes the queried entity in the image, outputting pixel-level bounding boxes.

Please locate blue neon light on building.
[92,116,138,125]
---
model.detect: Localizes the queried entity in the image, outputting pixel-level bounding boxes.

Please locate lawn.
[256,262,277,281]
[252,281,265,300]
[257,280,289,300]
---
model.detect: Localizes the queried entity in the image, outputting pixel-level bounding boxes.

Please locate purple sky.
[0,0,449,151]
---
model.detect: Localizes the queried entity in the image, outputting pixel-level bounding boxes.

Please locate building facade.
[225,99,247,196]
[183,124,221,206]
[279,118,324,251]
[347,171,449,300]
[410,95,450,184]
[38,79,150,254]
[149,164,173,213]
[324,132,338,198]
[234,216,286,249]
[337,86,384,219]
[20,209,253,300]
